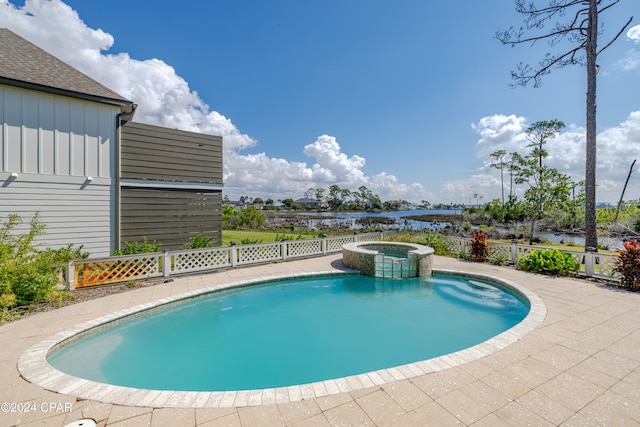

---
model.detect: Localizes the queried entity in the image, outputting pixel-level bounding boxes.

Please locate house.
[295,198,321,209]
[0,29,223,256]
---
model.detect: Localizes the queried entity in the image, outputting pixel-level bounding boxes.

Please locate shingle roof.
[0,28,132,107]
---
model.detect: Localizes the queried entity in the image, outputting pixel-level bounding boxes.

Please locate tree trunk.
[614,159,636,223]
[584,0,598,251]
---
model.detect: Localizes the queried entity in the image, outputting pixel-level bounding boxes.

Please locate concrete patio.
[1,254,639,426]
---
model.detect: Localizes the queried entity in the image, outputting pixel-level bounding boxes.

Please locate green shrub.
[112,237,161,255]
[0,213,87,313]
[240,238,263,245]
[182,234,217,249]
[517,249,579,276]
[412,232,453,256]
[275,233,305,241]
[613,240,640,290]
[469,231,489,262]
[488,252,507,266]
[388,233,413,243]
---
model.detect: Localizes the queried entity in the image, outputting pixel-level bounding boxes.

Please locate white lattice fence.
[287,239,323,258]
[444,237,465,255]
[75,254,162,287]
[237,243,282,265]
[489,243,515,263]
[326,236,356,252]
[356,233,381,242]
[173,248,231,273]
[590,253,618,280]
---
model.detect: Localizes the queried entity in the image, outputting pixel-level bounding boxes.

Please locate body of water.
[272,209,461,231]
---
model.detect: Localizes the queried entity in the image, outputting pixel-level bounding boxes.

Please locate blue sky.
[1,0,639,204]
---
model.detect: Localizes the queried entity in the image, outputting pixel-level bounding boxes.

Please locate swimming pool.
[19,270,546,407]
[48,273,526,390]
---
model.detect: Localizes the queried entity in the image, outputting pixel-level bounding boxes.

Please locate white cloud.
[0,0,432,203]
[472,114,528,159]
[617,25,640,71]
[459,112,640,204]
[628,25,640,43]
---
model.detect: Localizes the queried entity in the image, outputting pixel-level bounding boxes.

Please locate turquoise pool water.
[48,274,528,391]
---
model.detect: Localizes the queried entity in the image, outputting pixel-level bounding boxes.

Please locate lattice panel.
[594,254,618,279]
[380,231,397,240]
[489,244,513,262]
[287,240,322,258]
[237,244,281,264]
[77,256,160,287]
[174,248,231,273]
[357,234,378,242]
[570,253,586,273]
[516,246,535,259]
[444,238,464,255]
[327,236,355,252]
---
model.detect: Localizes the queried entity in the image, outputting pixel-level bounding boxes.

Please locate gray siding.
[0,85,119,257]
[0,84,117,178]
[121,122,222,184]
[120,122,223,250]
[120,188,221,249]
[0,176,114,257]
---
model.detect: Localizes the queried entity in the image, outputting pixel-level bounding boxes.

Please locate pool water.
[48,274,528,391]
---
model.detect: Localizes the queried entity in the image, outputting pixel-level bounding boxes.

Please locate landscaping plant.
[517,249,579,276]
[112,237,161,256]
[0,213,87,317]
[469,230,490,262]
[613,239,640,290]
[182,234,217,249]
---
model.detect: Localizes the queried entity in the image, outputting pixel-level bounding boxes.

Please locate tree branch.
[597,16,634,56]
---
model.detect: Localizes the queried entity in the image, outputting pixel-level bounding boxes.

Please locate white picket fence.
[63,232,619,289]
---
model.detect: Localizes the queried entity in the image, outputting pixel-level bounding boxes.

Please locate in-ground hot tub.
[342,241,434,279]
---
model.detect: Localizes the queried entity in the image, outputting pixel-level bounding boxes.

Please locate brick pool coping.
[17,268,545,409]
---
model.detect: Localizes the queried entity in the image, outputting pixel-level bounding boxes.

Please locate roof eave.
[0,77,135,113]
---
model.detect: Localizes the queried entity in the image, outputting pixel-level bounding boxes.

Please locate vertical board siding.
[55,97,71,175]
[1,85,120,256]
[4,88,21,170]
[0,84,118,177]
[0,181,114,257]
[120,188,222,250]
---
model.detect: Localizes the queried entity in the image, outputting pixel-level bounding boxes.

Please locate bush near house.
[112,237,161,256]
[0,213,88,316]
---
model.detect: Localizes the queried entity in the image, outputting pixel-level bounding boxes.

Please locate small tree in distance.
[513,120,574,244]
[490,149,508,206]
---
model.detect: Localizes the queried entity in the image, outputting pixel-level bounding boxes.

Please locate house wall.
[120,188,222,249]
[120,122,223,250]
[121,122,222,184]
[0,84,119,256]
